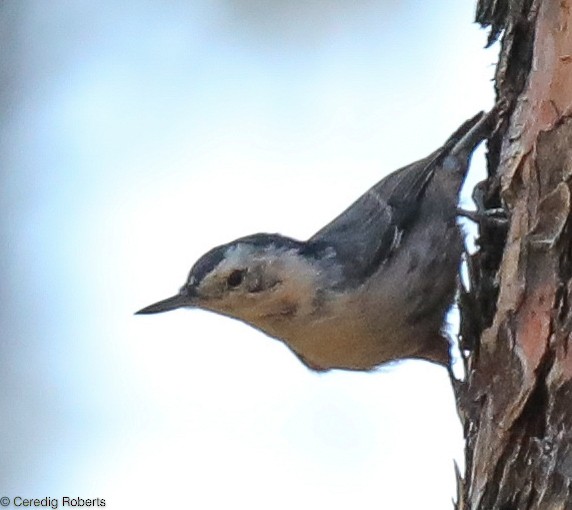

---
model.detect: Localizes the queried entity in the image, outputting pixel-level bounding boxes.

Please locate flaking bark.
[456,1,572,508]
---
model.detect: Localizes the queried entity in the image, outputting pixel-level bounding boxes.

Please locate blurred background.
[0,1,496,508]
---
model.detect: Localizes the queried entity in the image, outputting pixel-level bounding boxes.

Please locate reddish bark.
[457,1,572,508]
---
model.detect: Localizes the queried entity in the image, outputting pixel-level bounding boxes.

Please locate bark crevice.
[457,1,572,508]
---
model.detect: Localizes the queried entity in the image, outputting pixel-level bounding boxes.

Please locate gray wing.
[308,112,488,283]
[308,155,436,282]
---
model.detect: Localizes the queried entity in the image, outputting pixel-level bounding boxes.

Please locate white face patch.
[196,242,331,323]
[218,243,258,272]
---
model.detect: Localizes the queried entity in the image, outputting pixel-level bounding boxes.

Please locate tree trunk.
[456,1,572,508]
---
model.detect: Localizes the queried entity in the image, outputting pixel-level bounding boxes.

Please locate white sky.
[0,1,496,508]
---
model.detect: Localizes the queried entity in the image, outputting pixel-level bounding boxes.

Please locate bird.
[137,111,495,372]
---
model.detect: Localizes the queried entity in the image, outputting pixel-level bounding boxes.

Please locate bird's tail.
[390,109,497,208]
[446,108,498,161]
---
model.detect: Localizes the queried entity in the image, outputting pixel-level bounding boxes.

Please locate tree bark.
[456,1,572,508]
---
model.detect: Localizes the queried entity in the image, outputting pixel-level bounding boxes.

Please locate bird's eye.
[227,269,245,288]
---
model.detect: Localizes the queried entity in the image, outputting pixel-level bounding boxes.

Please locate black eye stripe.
[227,269,245,288]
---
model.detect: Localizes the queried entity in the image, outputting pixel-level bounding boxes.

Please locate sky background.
[1,1,496,508]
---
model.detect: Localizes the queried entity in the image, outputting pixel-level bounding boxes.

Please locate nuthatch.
[137,111,494,371]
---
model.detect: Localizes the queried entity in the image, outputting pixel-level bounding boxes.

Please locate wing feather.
[307,112,488,283]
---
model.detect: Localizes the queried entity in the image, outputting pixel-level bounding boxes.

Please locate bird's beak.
[135,291,193,315]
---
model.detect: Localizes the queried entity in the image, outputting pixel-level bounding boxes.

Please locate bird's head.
[136,234,338,328]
